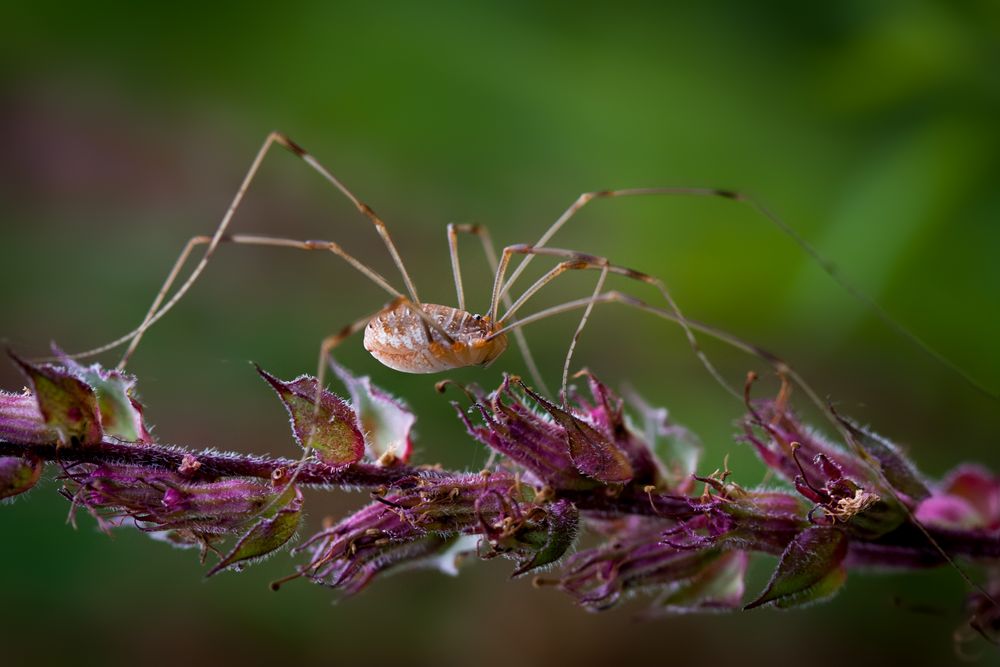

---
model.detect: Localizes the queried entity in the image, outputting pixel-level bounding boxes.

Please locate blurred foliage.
[1,2,998,665]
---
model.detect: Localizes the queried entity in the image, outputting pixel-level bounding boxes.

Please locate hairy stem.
[0,438,431,488]
[4,436,998,568]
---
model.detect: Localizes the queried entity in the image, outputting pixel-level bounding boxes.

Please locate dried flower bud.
[0,389,52,445]
[4,352,152,446]
[257,366,364,466]
[551,517,742,612]
[458,374,655,490]
[567,371,668,486]
[10,353,102,446]
[0,455,43,500]
[62,463,299,558]
[744,398,906,539]
[834,415,930,502]
[57,354,154,443]
[208,485,303,576]
[742,397,868,487]
[648,549,748,616]
[745,526,848,609]
[518,379,633,484]
[290,472,577,595]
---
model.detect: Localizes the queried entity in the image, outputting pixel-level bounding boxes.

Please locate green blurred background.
[2,2,999,665]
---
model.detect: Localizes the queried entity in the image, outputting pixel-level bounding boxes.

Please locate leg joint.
[358,202,382,223]
[572,252,604,265]
[713,188,743,201]
[271,132,307,157]
[605,290,641,306]
[450,223,483,235]
[621,266,655,284]
[504,243,533,255]
[303,239,342,252]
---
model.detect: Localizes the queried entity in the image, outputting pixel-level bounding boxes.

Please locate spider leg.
[495,187,995,401]
[493,244,737,403]
[447,223,549,394]
[58,231,406,369]
[491,290,806,412]
[65,131,422,368]
[272,133,421,304]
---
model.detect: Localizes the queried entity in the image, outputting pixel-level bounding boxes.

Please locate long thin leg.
[492,244,738,400]
[447,223,472,313]
[187,238,455,347]
[275,133,421,304]
[495,187,996,401]
[63,233,401,369]
[489,291,783,380]
[69,131,422,366]
[313,307,394,418]
[447,223,550,395]
[560,264,608,404]
[112,234,404,368]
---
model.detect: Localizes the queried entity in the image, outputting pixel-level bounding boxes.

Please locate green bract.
[257,366,364,467]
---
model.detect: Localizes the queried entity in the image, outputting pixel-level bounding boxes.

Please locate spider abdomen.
[363,302,508,373]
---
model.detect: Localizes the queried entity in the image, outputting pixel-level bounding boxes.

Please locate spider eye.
[474,314,481,321]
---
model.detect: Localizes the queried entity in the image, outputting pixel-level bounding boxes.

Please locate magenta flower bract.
[1,351,999,643]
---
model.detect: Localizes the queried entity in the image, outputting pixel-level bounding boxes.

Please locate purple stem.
[0,438,434,488]
[4,436,999,565]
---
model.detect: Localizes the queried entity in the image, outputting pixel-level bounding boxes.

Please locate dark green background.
[2,2,999,665]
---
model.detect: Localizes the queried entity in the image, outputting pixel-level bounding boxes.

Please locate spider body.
[363,302,507,373]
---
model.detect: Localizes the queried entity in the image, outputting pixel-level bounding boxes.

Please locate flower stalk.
[2,353,999,643]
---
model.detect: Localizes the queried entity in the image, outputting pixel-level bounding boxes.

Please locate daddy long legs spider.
[62,131,994,455]
[61,132,738,401]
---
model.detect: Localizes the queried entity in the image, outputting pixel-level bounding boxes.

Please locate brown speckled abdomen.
[363,302,508,373]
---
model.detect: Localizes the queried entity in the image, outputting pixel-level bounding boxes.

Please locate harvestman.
[61,132,999,604]
[66,132,992,430]
[64,132,741,400]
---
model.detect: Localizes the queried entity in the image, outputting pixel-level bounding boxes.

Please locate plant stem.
[4,436,999,566]
[0,438,431,488]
